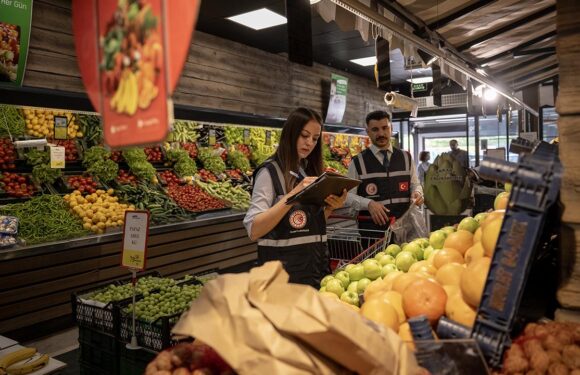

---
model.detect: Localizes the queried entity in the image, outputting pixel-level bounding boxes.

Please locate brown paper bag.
[171,269,349,374]
[247,262,419,375]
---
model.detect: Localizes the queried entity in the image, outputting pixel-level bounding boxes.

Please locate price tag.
[121,211,150,271]
[209,128,216,146]
[265,130,272,146]
[50,146,66,169]
[329,134,335,146]
[54,116,68,140]
[243,128,250,144]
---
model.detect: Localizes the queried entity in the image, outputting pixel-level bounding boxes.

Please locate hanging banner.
[325,73,348,124]
[72,0,200,148]
[0,0,33,86]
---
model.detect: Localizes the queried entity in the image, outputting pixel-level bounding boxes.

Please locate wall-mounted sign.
[412,83,427,92]
[72,0,200,148]
[0,0,33,86]
[325,73,348,124]
[121,210,150,271]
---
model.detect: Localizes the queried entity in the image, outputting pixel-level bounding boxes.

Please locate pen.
[289,170,304,183]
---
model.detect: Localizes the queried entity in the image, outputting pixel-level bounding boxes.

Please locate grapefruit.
[392,272,423,294]
[376,290,406,324]
[443,230,474,255]
[482,217,502,257]
[473,227,483,243]
[494,192,509,210]
[433,248,465,269]
[402,279,447,325]
[360,298,399,332]
[443,284,461,299]
[480,210,505,230]
[408,260,437,276]
[460,257,491,308]
[382,270,403,291]
[446,293,477,328]
[465,242,485,264]
[435,263,465,286]
[364,278,389,301]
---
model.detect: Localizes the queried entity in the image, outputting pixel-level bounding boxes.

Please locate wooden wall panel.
[22,0,386,127]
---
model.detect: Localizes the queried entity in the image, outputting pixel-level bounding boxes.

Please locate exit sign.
[412,83,427,92]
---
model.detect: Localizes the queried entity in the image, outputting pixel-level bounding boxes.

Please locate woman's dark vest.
[352,148,412,230]
[253,160,330,288]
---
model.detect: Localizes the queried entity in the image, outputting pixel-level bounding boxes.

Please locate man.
[449,139,469,169]
[346,110,423,234]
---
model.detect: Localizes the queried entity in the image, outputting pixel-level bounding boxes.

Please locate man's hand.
[412,191,424,206]
[325,189,348,211]
[367,200,390,225]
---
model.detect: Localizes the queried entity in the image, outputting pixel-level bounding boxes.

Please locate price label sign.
[209,128,216,146]
[265,130,272,146]
[50,146,66,169]
[54,116,68,140]
[121,211,150,271]
[243,128,250,144]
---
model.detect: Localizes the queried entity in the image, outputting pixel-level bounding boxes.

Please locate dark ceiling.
[195,0,558,94]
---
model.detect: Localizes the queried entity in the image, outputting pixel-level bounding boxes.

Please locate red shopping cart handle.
[329,214,396,225]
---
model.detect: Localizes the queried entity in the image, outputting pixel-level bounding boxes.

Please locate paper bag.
[171,268,348,374]
[247,262,419,375]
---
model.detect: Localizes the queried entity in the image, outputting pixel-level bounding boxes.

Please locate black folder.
[286,172,361,206]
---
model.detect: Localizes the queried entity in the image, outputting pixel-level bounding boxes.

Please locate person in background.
[417,151,431,185]
[449,139,469,169]
[346,110,423,236]
[243,107,347,288]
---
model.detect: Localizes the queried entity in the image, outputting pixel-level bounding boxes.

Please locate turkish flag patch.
[399,182,409,192]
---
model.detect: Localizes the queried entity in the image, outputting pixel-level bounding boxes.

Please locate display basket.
[327,215,395,271]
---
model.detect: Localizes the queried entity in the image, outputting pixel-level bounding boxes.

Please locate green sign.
[0,0,33,86]
[326,73,348,124]
[412,83,427,92]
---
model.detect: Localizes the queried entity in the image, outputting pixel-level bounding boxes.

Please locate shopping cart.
[326,215,396,271]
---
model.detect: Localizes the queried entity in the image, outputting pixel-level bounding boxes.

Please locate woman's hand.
[325,189,348,211]
[288,176,317,196]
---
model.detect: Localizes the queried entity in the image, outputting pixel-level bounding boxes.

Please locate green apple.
[346,264,365,282]
[381,263,398,277]
[319,286,326,292]
[320,275,334,288]
[415,238,430,248]
[395,251,417,272]
[458,217,479,233]
[344,264,356,272]
[326,278,345,297]
[340,291,360,306]
[401,242,409,251]
[441,226,456,235]
[347,281,359,294]
[385,244,402,258]
[429,230,447,249]
[363,259,382,280]
[504,182,512,192]
[334,271,350,289]
[474,212,488,223]
[423,246,435,261]
[379,254,396,266]
[356,278,372,294]
[375,252,387,261]
[405,242,424,261]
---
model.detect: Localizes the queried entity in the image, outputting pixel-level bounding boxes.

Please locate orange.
[443,230,474,255]
[435,262,465,286]
[364,278,389,301]
[473,227,483,243]
[460,257,491,308]
[398,322,415,350]
[402,279,447,325]
[465,242,485,264]
[433,248,465,269]
[375,290,406,324]
[360,298,399,332]
[494,192,509,210]
[446,293,477,328]
[408,260,437,276]
[480,210,505,230]
[482,218,502,257]
[392,272,423,294]
[382,270,403,291]
[443,284,461,299]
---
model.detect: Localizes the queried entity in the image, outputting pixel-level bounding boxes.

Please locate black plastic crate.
[120,346,157,375]
[119,278,203,351]
[71,271,162,337]
[78,327,120,375]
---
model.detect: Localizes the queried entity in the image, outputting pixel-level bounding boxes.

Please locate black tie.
[380,150,389,171]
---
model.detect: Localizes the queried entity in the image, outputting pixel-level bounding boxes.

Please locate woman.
[417,151,431,185]
[243,107,347,287]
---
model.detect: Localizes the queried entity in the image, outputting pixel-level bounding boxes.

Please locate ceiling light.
[310,0,322,3]
[406,77,433,84]
[227,8,287,30]
[350,56,376,66]
[484,87,497,101]
[426,56,439,66]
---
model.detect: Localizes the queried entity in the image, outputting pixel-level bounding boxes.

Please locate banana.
[0,348,36,375]
[110,73,126,112]
[126,71,139,116]
[6,354,49,375]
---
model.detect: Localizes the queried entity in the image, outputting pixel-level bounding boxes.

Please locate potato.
[562,345,580,369]
[547,363,570,375]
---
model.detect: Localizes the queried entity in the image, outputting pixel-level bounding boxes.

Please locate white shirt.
[345,144,423,211]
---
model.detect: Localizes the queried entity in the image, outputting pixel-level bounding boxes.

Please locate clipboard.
[286,172,361,206]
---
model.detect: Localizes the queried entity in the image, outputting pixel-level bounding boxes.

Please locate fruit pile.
[235,144,251,159]
[124,283,203,323]
[110,151,123,162]
[0,138,16,170]
[145,147,164,162]
[167,185,228,213]
[89,276,177,304]
[198,169,217,182]
[23,109,82,138]
[182,142,198,159]
[65,175,99,194]
[159,170,181,187]
[224,169,243,181]
[54,139,79,161]
[64,189,134,234]
[117,170,138,186]
[319,188,510,342]
[146,342,234,375]
[494,321,580,374]
[0,172,35,198]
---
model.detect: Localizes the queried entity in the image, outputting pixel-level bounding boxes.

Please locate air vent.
[392,93,466,112]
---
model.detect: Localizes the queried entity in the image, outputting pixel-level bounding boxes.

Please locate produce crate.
[118,278,203,351]
[71,271,162,337]
[0,172,46,204]
[78,326,120,375]
[51,173,107,194]
[119,346,157,375]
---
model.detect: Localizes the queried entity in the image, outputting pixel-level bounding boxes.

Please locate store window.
[508,111,519,162]
[541,106,558,142]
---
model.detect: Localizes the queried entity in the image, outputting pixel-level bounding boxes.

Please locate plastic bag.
[391,203,428,243]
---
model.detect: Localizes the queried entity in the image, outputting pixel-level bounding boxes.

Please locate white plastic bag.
[391,203,428,243]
